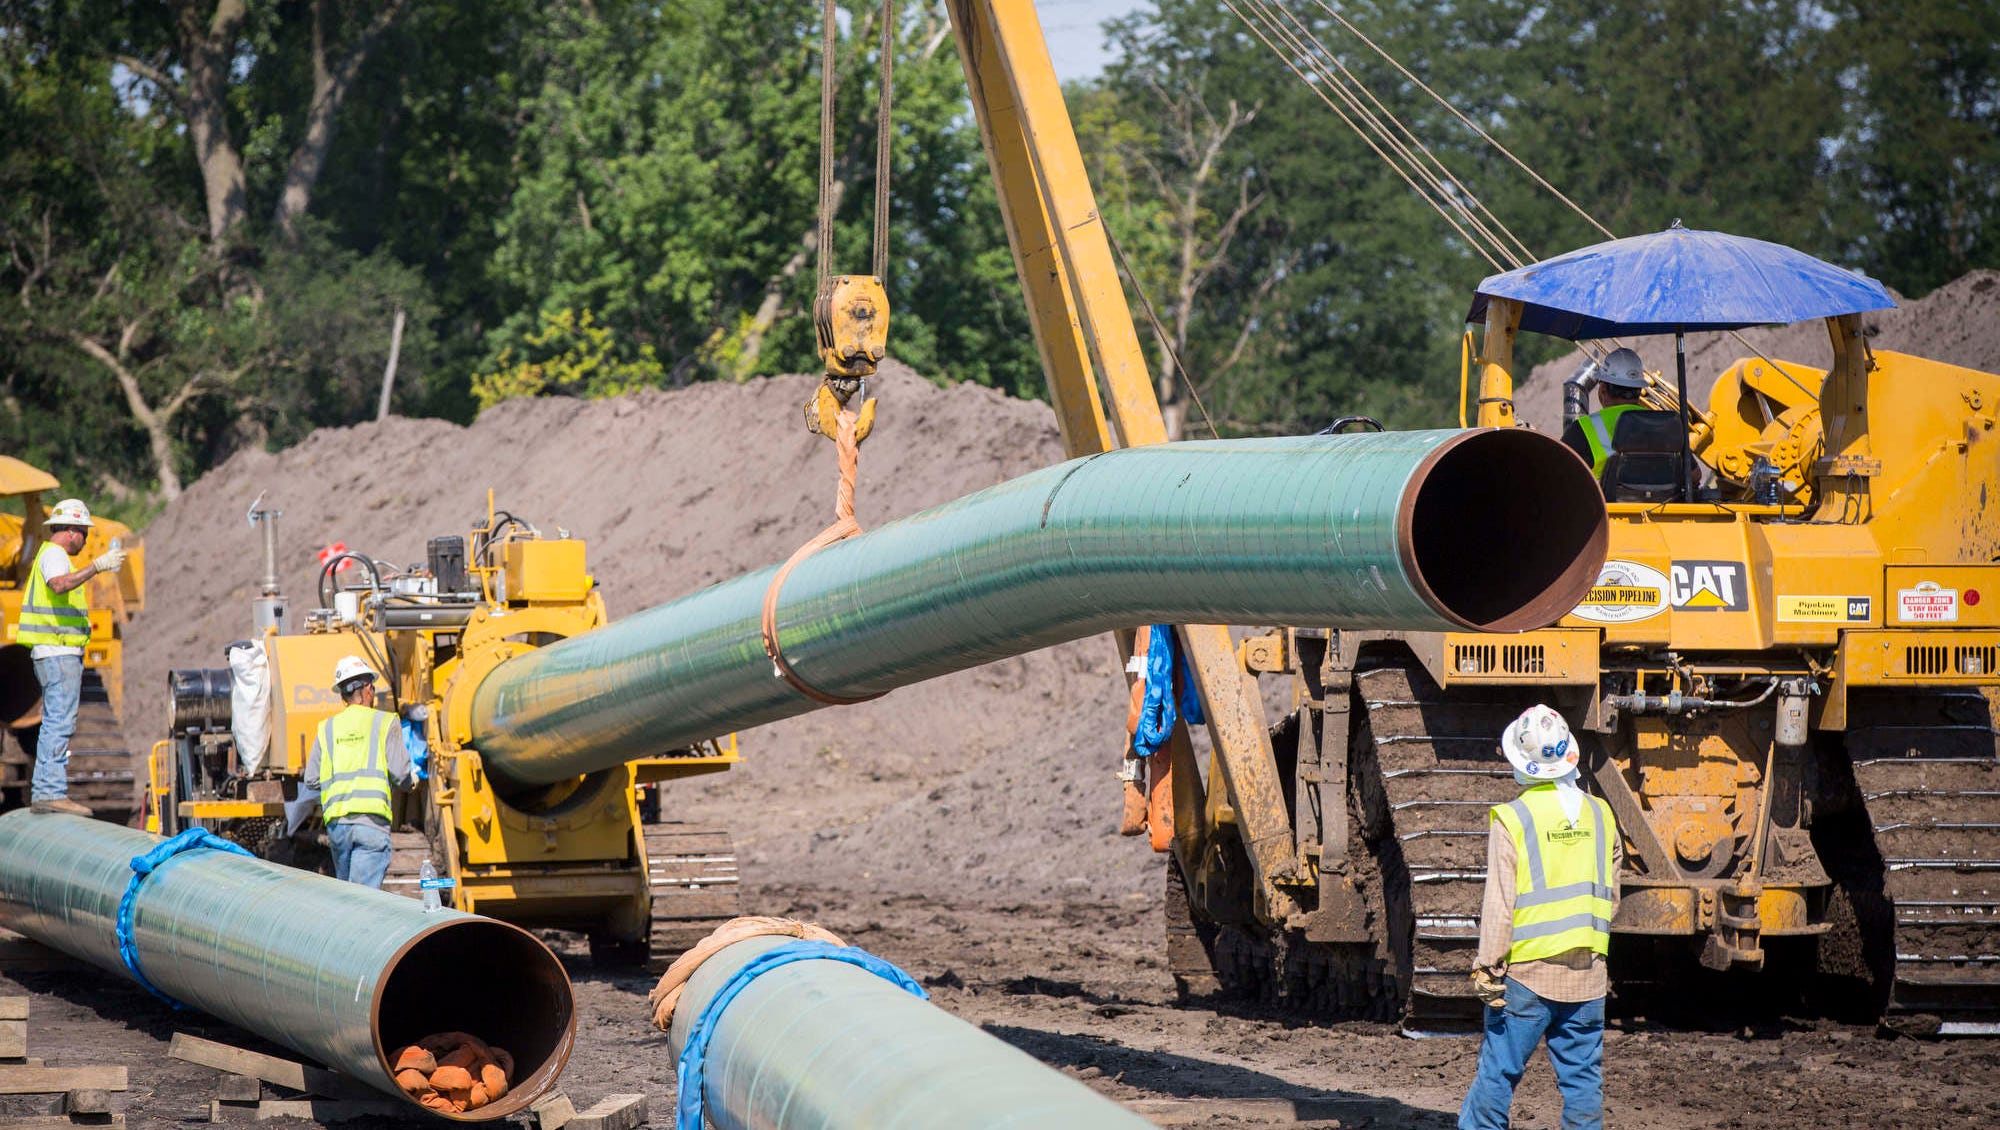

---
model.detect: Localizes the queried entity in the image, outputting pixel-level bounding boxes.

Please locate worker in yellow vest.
[294,656,412,887]
[18,498,125,816]
[1559,347,1648,480]
[1460,705,1620,1130]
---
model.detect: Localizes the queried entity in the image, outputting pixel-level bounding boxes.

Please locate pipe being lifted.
[667,934,1153,1129]
[473,428,1607,790]
[0,812,575,1122]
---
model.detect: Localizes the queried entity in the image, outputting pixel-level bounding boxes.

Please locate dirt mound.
[1513,270,2000,430]
[126,362,1150,901]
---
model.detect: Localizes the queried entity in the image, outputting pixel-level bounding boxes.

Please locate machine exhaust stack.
[248,496,286,635]
[469,427,1608,792]
[0,812,575,1121]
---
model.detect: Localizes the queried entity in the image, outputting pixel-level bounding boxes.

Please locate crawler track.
[643,822,740,965]
[1847,690,2000,1035]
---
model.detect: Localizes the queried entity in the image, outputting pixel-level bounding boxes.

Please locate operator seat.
[1597,409,1685,502]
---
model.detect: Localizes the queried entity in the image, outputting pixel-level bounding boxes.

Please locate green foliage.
[470,308,665,408]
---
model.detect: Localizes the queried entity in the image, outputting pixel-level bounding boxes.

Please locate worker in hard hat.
[1459,705,1620,1130]
[18,499,125,817]
[289,656,414,888]
[1560,347,1648,479]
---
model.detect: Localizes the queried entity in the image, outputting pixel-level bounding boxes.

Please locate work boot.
[29,797,93,817]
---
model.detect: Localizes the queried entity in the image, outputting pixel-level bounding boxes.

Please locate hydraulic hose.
[470,428,1607,792]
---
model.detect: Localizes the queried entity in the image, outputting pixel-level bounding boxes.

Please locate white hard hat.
[47,498,94,529]
[1596,348,1647,389]
[332,655,379,693]
[1501,704,1579,782]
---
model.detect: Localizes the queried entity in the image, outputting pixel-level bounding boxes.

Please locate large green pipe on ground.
[666,934,1153,1128]
[0,811,576,1122]
[472,428,1606,791]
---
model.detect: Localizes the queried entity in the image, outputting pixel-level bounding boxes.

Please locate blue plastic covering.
[1468,223,1896,339]
[676,940,927,1130]
[404,719,429,782]
[117,828,254,1007]
[1133,625,1205,759]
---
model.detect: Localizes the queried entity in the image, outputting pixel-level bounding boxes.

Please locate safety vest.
[317,705,393,822]
[1491,783,1618,963]
[16,544,90,648]
[1578,404,1641,478]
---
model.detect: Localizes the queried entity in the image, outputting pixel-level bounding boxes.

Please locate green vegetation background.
[4,0,1996,519]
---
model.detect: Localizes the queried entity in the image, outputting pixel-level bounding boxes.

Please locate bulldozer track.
[1355,658,1549,1035]
[644,822,740,966]
[1847,690,2000,1035]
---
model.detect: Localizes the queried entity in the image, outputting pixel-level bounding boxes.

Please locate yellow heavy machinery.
[936,3,2000,1034]
[148,503,740,965]
[0,457,145,821]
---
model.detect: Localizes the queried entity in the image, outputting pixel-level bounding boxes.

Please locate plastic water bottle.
[420,858,441,913]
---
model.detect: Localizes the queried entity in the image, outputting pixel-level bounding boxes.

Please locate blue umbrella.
[1466,221,1897,339]
[1466,223,1896,502]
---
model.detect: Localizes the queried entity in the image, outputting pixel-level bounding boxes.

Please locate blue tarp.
[1467,223,1896,340]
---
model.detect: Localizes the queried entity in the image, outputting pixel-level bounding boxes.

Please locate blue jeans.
[328,819,393,888]
[1459,977,1604,1130]
[31,655,82,802]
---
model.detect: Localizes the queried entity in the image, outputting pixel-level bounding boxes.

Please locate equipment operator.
[1460,705,1620,1130]
[1560,347,1648,479]
[286,656,413,888]
[19,498,125,817]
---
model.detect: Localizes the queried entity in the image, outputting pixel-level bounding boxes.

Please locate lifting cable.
[762,0,897,707]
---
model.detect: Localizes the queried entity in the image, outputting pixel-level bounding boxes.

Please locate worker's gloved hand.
[92,548,127,574]
[1471,967,1507,1009]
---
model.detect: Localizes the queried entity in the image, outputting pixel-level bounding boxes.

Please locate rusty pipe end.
[1397,427,1610,632]
[371,916,576,1121]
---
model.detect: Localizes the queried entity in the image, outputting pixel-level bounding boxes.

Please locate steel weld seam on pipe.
[668,934,1153,1129]
[472,428,1607,791]
[0,811,575,1122]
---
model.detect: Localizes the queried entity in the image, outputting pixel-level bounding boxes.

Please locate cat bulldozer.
[939,2,1998,1036]
[147,501,739,966]
[0,458,145,821]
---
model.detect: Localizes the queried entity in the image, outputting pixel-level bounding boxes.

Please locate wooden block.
[0,940,74,973]
[0,1117,124,1128]
[0,1000,28,1021]
[0,1021,25,1060]
[64,1090,112,1115]
[167,1034,367,1100]
[246,1100,406,1122]
[529,1092,578,1130]
[214,1076,262,1103]
[0,1067,127,1095]
[570,1093,647,1130]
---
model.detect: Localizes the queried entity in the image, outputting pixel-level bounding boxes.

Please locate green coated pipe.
[666,934,1153,1129]
[0,811,575,1122]
[473,428,1606,791]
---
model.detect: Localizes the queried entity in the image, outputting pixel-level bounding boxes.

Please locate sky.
[1035,0,1148,82]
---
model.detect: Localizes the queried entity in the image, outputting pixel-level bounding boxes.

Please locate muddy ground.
[6,876,1998,1129]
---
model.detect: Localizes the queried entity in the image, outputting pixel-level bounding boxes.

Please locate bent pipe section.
[668,935,1153,1129]
[473,428,1607,791]
[0,812,575,1121]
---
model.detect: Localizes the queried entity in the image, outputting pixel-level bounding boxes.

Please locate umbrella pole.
[1675,332,1694,501]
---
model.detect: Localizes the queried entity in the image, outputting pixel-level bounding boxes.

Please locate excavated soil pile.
[126,363,1147,901]
[1514,269,2000,429]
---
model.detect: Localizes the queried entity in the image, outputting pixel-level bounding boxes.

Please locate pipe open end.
[374,917,577,1121]
[1399,428,1609,632]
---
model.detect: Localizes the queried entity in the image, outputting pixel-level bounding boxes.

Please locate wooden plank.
[529,1092,577,1130]
[0,1000,29,1021]
[167,1035,366,1100]
[214,1076,262,1103]
[0,1067,127,1095]
[0,1020,25,1060]
[240,1100,404,1122]
[0,1117,124,1128]
[569,1094,647,1130]
[0,940,76,972]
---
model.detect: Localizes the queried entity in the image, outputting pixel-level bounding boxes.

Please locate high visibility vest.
[1578,404,1641,478]
[317,705,393,822]
[1491,783,1618,963]
[17,544,90,648]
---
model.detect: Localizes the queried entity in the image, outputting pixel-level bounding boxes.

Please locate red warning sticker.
[1896,581,1959,623]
